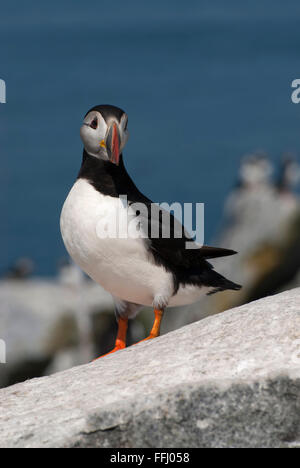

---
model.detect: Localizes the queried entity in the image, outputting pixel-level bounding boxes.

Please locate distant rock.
[184,154,300,325]
[0,288,299,448]
[0,278,113,387]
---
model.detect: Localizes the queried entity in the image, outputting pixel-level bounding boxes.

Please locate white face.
[80,110,129,161]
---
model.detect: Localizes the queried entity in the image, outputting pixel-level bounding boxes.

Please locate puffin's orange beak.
[106,122,121,165]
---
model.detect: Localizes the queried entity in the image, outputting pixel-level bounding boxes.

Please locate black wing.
[125,184,237,269]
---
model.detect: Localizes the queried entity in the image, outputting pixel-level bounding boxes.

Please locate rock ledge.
[0,288,299,448]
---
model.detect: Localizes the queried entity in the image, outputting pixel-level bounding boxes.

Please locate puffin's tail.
[198,246,238,259]
[206,270,242,295]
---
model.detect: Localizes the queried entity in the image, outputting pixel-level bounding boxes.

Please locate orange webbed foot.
[93,317,128,360]
[134,309,164,345]
[93,342,125,360]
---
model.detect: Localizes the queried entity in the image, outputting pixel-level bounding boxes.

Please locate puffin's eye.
[90,117,98,130]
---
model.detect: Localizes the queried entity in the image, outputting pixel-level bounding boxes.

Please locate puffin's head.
[80,104,129,165]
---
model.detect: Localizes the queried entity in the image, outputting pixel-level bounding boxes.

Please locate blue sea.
[1,0,300,275]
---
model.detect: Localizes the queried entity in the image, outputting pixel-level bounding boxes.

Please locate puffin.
[60,104,241,358]
[276,155,300,194]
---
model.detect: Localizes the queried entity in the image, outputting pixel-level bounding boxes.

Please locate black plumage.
[78,151,241,295]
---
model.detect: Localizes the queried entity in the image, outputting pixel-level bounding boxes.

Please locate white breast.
[60,179,173,305]
[60,179,208,308]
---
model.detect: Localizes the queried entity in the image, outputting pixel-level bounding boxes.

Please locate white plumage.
[60,179,210,308]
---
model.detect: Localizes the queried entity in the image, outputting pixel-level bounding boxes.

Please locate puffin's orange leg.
[135,309,164,344]
[94,317,128,360]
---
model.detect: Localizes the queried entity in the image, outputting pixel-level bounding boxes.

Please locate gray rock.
[0,288,299,448]
[0,278,113,386]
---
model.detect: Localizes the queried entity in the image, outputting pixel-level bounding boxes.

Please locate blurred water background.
[1,1,300,387]
[1,0,300,275]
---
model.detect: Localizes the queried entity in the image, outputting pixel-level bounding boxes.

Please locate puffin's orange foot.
[134,309,164,345]
[93,342,125,360]
[135,335,156,345]
[93,317,128,361]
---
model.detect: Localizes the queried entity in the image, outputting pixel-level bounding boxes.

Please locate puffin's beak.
[106,122,121,165]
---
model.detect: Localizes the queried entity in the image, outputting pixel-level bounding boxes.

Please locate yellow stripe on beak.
[100,139,106,148]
